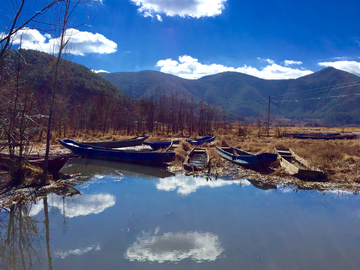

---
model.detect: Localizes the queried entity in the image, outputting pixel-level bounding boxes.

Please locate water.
[1,158,360,269]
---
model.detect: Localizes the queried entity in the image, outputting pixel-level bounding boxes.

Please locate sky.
[2,0,360,80]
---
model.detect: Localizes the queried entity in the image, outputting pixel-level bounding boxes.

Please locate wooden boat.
[186,136,215,146]
[284,132,356,140]
[144,136,215,150]
[0,153,78,175]
[275,148,327,181]
[59,139,175,165]
[83,136,149,148]
[183,148,210,171]
[216,146,277,170]
[144,140,180,150]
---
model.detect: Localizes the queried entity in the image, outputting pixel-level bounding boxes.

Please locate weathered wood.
[275,148,327,181]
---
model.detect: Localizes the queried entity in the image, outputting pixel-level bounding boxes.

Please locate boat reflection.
[61,157,175,179]
[156,174,244,195]
[124,229,224,263]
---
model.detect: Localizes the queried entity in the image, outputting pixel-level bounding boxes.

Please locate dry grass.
[5,126,360,192]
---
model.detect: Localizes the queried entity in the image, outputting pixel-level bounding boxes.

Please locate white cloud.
[318,60,360,75]
[11,28,117,56]
[284,60,303,66]
[130,0,227,19]
[92,69,110,73]
[156,14,163,22]
[124,231,224,263]
[257,57,275,65]
[156,55,313,80]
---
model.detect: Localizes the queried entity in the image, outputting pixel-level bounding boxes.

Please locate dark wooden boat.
[0,153,78,175]
[144,136,215,150]
[83,136,149,148]
[216,146,277,170]
[283,132,356,140]
[183,148,210,171]
[186,136,215,146]
[59,139,175,165]
[275,148,327,181]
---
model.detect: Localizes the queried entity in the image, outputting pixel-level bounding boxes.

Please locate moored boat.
[275,148,327,181]
[183,148,210,171]
[144,136,215,150]
[216,146,277,170]
[0,153,79,175]
[59,139,175,165]
[83,136,149,148]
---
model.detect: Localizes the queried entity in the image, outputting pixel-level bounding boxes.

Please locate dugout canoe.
[216,146,277,170]
[183,148,210,171]
[275,148,327,181]
[83,136,149,148]
[144,136,215,150]
[59,139,175,165]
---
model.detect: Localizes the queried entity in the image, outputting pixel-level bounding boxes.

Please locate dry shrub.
[174,147,187,161]
[179,141,191,152]
[237,125,249,136]
[274,126,284,138]
[146,135,163,142]
[214,136,229,147]
[207,148,218,159]
[10,162,52,187]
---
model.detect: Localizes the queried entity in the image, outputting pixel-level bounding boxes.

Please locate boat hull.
[275,148,327,181]
[59,139,175,165]
[84,136,149,148]
[216,146,277,169]
[144,136,215,150]
[0,153,78,175]
[183,148,209,171]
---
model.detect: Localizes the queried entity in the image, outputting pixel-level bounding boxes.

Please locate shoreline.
[1,130,360,207]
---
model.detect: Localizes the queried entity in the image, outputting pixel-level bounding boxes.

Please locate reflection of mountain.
[124,230,224,263]
[29,193,116,218]
[62,157,175,179]
[156,174,244,195]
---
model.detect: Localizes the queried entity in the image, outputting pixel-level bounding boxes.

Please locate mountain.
[6,49,125,102]
[99,67,360,124]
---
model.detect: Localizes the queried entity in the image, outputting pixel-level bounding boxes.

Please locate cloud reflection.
[124,231,223,263]
[29,193,116,218]
[156,174,243,195]
[54,244,101,259]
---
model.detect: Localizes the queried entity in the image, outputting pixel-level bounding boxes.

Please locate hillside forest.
[0,49,227,153]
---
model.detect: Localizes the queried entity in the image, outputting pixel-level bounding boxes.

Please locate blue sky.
[2,0,360,80]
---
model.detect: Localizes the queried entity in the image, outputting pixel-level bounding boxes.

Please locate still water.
[1,158,360,269]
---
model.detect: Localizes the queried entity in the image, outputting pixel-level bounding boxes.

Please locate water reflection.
[156,174,246,195]
[125,229,224,263]
[62,157,175,179]
[29,193,116,218]
[54,243,101,259]
[0,204,45,270]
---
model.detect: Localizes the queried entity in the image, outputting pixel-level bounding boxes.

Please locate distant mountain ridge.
[10,49,125,101]
[99,68,360,124]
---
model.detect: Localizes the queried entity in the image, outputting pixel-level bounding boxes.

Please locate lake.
[1,158,360,270]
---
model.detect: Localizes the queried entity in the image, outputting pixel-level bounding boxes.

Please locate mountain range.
[7,49,359,125]
[99,68,360,125]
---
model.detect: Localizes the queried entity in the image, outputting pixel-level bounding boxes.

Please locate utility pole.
[267,95,271,137]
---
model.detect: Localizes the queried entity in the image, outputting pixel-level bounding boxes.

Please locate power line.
[272,81,360,98]
[273,92,360,103]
